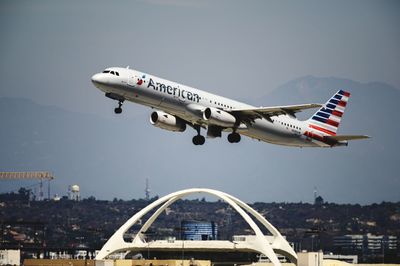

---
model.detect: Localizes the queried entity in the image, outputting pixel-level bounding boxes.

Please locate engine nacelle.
[203,107,236,128]
[150,111,186,132]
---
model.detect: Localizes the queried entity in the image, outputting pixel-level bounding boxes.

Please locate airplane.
[91,67,369,147]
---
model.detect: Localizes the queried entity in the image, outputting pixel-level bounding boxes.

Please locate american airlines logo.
[136,75,145,85]
[147,78,201,103]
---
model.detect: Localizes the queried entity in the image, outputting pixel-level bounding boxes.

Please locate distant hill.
[254,76,400,203]
[0,76,399,203]
[256,76,400,151]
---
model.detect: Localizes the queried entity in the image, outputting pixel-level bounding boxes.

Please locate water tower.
[69,185,80,201]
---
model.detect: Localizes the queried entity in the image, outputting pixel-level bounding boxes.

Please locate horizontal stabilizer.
[326,135,370,141]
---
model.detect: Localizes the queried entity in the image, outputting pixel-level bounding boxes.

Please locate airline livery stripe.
[341,96,349,102]
[327,103,336,109]
[316,112,330,118]
[320,108,333,114]
[311,120,338,132]
[335,105,345,112]
[312,116,327,124]
[309,124,336,136]
[338,100,347,107]
[312,116,339,127]
[329,99,339,105]
[329,115,341,123]
[326,119,339,127]
[334,94,342,100]
[338,90,351,97]
[304,131,324,141]
[332,110,343,117]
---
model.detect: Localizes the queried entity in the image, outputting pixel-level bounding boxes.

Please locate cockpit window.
[102,70,119,76]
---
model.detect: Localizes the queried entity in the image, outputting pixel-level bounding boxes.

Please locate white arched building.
[96,188,297,266]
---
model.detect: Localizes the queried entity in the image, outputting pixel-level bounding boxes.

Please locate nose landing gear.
[114,101,123,114]
[105,93,125,114]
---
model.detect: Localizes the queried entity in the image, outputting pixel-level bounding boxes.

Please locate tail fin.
[308,90,350,136]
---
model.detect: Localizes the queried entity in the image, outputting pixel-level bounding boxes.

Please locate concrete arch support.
[95,188,297,266]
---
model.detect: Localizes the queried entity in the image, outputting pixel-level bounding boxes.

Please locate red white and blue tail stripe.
[307,90,350,137]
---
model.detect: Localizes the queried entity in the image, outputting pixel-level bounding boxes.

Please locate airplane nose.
[91,73,102,84]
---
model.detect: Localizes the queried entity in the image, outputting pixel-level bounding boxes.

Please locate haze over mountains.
[0,76,399,204]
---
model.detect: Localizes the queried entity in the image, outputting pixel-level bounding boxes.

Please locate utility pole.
[313,186,317,204]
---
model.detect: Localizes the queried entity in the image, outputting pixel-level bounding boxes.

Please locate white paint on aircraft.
[91,67,369,147]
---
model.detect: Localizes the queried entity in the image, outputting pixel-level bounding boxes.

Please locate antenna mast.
[145,178,150,201]
[313,186,317,204]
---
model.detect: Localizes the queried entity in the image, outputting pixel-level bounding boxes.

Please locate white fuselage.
[91,67,324,147]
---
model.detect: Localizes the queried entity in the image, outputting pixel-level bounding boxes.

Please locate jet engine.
[150,111,186,132]
[203,107,236,128]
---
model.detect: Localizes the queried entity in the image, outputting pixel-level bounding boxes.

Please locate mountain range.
[0,76,399,204]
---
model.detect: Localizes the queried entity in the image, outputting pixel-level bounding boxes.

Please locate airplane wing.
[230,103,322,123]
[325,135,371,141]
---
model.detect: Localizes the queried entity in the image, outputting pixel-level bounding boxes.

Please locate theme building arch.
[95,188,297,266]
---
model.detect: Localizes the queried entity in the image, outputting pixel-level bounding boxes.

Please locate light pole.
[141,231,152,259]
[181,224,185,266]
[181,238,185,266]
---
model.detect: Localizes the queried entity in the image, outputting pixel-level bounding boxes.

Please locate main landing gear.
[192,135,205,145]
[114,101,123,114]
[192,125,205,146]
[191,127,241,145]
[227,132,241,143]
